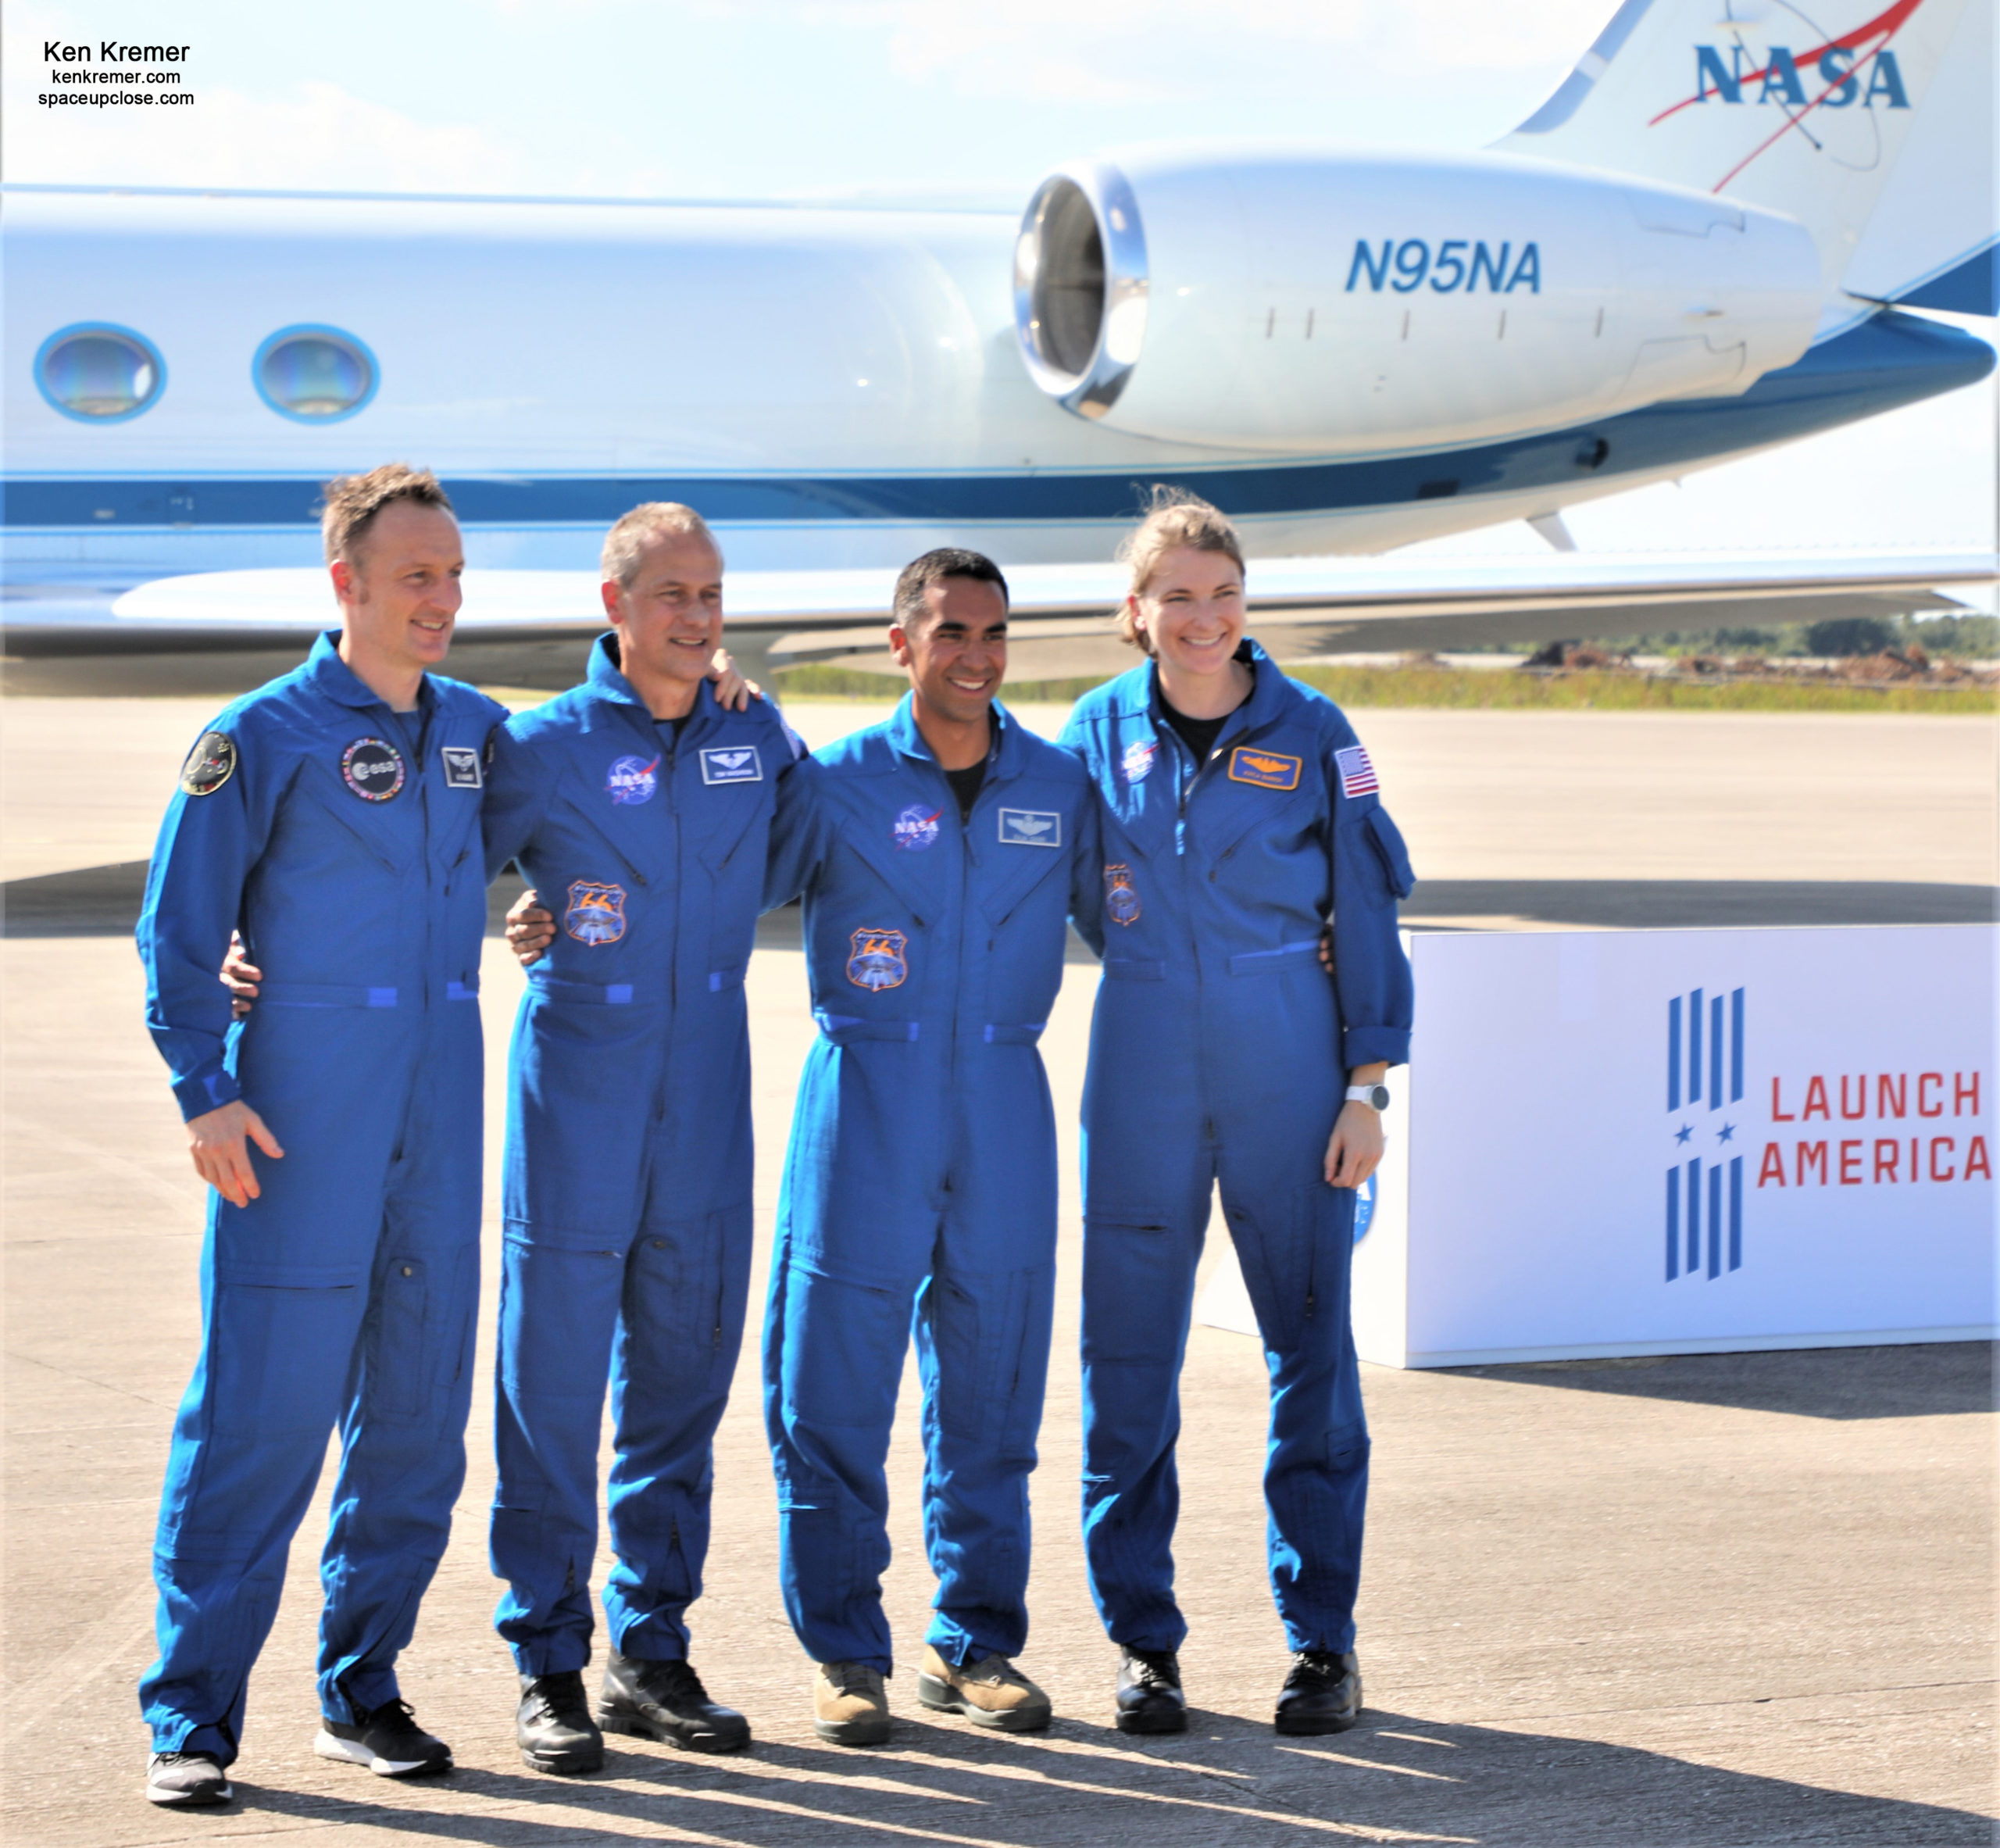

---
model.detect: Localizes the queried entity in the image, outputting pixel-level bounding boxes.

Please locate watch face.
[1368,1086,1391,1110]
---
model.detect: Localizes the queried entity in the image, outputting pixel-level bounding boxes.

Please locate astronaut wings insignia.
[998,807,1062,847]
[563,880,628,946]
[845,928,909,991]
[699,745,763,785]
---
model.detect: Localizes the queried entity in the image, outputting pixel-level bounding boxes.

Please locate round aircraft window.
[34,325,165,422]
[253,326,378,421]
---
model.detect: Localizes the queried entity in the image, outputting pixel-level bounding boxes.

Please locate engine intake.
[1012,145,1822,454]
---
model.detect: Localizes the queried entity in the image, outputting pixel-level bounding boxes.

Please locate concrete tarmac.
[3,691,1995,1844]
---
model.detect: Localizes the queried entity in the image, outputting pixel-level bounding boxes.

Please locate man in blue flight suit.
[481,505,798,1775]
[136,466,501,1807]
[759,550,1099,1745]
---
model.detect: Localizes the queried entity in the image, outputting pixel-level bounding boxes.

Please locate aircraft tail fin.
[1498,0,1996,321]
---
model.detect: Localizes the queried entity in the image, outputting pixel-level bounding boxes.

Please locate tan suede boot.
[916,1645,1052,1732]
[813,1661,891,1746]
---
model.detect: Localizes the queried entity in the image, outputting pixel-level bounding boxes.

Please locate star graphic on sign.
[1717,1122,1736,1143]
[1674,1124,1693,1145]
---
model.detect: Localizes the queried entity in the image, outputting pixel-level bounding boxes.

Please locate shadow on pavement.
[215,1707,1993,1846]
[1448,1340,1995,1421]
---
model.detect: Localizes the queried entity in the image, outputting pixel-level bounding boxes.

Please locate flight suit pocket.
[624,1210,750,1395]
[209,1279,359,1436]
[366,1255,430,1422]
[1363,807,1416,899]
[1080,1210,1180,1367]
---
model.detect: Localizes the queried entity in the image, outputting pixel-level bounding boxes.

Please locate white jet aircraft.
[3,0,1993,690]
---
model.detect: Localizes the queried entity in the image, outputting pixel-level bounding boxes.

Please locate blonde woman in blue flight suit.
[1059,491,1416,1738]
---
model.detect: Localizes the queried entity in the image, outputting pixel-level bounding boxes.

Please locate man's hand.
[221,931,262,1020]
[709,649,764,713]
[1323,1100,1384,1189]
[1317,924,1335,978]
[188,1099,284,1207]
[506,888,557,966]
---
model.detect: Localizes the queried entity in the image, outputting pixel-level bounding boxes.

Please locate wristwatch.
[1345,1083,1391,1110]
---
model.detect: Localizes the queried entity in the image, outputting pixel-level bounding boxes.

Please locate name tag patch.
[700,745,762,785]
[998,807,1061,848]
[440,745,483,789]
[1227,747,1301,792]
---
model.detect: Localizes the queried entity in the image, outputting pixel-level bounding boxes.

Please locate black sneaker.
[598,1651,750,1753]
[1115,1646,1188,1735]
[146,1751,232,1806]
[315,1696,453,1777]
[1274,1650,1362,1735]
[516,1669,605,1775]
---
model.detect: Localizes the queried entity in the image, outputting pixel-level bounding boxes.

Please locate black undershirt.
[945,759,987,822]
[1157,692,1228,767]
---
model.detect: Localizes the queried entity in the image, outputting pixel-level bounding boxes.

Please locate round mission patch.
[179,731,238,797]
[341,737,406,802]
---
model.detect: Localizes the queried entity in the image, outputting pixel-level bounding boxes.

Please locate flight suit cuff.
[173,1064,241,1122]
[1342,1026,1409,1070]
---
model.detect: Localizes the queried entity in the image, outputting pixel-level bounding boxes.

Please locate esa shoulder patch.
[180,731,238,797]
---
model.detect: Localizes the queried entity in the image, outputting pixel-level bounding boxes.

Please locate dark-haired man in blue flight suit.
[136,466,498,1810]
[481,504,798,1776]
[759,549,1099,1746]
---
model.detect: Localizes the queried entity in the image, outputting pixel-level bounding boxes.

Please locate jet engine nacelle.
[1013,146,1823,455]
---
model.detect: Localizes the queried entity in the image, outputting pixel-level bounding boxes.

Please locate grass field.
[773,660,2000,715]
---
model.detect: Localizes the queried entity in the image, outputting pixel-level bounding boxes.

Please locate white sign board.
[1199,925,1997,1367]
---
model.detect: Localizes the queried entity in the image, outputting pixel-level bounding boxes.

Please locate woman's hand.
[506,888,557,966]
[709,649,763,712]
[1323,1100,1384,1189]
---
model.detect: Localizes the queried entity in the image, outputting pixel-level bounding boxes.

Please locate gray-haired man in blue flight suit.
[480,505,798,1775]
[135,466,499,1809]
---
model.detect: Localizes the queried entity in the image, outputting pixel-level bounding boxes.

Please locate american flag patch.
[1334,745,1379,799]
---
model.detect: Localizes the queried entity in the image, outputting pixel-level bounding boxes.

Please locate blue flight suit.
[482,638,802,1676]
[137,632,502,1764]
[761,696,1097,1671]
[1059,642,1415,1660]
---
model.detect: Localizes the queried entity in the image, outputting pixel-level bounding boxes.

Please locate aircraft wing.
[5,551,1991,693]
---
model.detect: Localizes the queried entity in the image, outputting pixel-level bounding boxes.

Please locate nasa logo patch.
[179,731,237,798]
[1104,863,1141,926]
[1121,738,1156,785]
[341,737,406,802]
[892,803,942,852]
[440,745,483,789]
[699,744,762,785]
[998,807,1061,848]
[606,754,660,806]
[845,927,908,991]
[563,880,627,945]
[1227,746,1302,792]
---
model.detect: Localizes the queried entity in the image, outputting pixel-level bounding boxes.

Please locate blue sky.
[8,0,1994,571]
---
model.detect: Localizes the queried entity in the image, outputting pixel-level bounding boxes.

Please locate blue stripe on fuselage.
[3,311,1988,532]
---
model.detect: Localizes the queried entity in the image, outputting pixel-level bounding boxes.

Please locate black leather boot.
[598,1651,750,1753]
[1115,1646,1188,1735]
[517,1670,605,1775]
[1274,1650,1362,1735]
